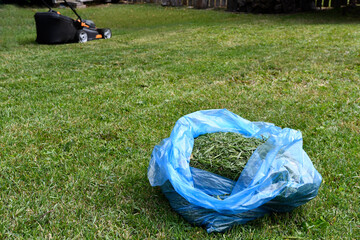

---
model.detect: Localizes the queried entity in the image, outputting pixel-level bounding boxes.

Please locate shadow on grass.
[108,171,310,235]
[18,38,81,46]
[19,39,38,46]
[288,8,360,25]
[228,8,359,26]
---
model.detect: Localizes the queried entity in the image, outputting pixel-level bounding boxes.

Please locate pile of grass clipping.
[190,132,266,181]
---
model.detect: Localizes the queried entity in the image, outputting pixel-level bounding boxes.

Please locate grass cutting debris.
[190,132,266,181]
[0,3,359,239]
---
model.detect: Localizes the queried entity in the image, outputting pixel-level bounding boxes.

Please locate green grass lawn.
[0,3,359,239]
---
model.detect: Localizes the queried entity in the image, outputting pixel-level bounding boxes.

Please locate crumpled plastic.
[148,109,322,233]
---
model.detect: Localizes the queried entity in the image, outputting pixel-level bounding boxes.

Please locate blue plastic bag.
[148,109,322,233]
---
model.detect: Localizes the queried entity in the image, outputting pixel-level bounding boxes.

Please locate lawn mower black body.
[34,1,111,44]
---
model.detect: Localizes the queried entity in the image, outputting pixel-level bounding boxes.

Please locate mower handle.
[41,0,83,22]
[63,0,82,22]
[41,0,52,10]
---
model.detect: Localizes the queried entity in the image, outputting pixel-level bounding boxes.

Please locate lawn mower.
[34,0,111,44]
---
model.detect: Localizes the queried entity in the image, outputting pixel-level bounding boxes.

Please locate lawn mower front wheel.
[76,30,88,43]
[100,28,112,39]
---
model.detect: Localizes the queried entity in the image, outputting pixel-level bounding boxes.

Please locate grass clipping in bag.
[190,132,266,181]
